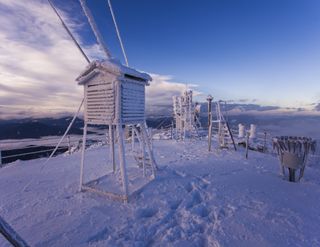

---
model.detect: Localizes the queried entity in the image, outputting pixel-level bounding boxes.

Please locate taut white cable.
[107,0,129,66]
[22,98,85,192]
[79,0,111,59]
[48,0,90,63]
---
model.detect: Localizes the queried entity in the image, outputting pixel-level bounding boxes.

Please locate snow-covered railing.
[0,134,108,166]
[0,215,30,247]
[1,147,68,160]
[206,124,275,159]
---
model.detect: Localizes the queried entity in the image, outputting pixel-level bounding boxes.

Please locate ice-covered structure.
[172,90,200,139]
[76,59,157,202]
[208,101,236,151]
[273,136,316,182]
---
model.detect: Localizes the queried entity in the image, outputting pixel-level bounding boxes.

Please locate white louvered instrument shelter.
[76,59,156,203]
[76,59,151,126]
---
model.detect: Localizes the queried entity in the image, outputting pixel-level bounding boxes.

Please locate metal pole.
[207,97,213,127]
[207,95,213,151]
[208,122,212,152]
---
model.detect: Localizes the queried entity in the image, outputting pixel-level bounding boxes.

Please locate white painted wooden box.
[76,60,151,125]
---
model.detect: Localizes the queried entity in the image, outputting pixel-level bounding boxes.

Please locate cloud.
[146,74,200,105]
[145,73,202,116]
[0,0,109,119]
[0,0,318,120]
[315,103,320,111]
[0,0,200,119]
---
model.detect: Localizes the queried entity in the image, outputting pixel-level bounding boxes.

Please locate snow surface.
[1,139,320,247]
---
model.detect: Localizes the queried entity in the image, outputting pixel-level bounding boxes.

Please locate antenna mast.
[107,0,129,66]
[79,0,111,59]
[47,0,90,63]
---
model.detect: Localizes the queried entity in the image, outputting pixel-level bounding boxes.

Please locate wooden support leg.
[116,124,129,202]
[79,123,87,191]
[109,125,116,173]
[298,165,306,181]
[288,168,296,182]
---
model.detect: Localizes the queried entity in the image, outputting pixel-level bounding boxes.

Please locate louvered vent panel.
[121,81,145,123]
[85,82,115,124]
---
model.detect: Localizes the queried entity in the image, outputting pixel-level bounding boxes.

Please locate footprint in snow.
[185,190,203,209]
[190,204,210,218]
[168,200,182,210]
[184,182,193,193]
[135,207,158,218]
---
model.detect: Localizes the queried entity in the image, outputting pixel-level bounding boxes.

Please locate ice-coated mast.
[79,0,111,59]
[47,0,90,63]
[107,0,129,66]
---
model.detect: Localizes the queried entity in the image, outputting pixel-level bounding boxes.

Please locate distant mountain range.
[146,102,320,118]
[0,117,174,140]
[1,111,320,140]
[0,117,84,140]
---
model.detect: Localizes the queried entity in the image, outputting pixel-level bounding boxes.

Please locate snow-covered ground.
[1,138,320,247]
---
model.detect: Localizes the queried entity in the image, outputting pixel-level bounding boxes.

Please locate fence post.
[68,136,71,154]
[263,132,267,153]
[245,132,249,159]
[0,149,2,166]
[171,121,173,139]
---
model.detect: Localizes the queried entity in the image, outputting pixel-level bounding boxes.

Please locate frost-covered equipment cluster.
[172,90,200,139]
[273,136,316,182]
[77,59,156,202]
[209,101,236,151]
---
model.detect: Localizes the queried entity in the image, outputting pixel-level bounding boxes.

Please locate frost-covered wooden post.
[67,135,71,154]
[207,95,213,151]
[76,59,156,202]
[263,131,267,153]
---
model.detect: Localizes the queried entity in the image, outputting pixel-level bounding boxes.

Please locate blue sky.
[74,0,320,106]
[0,0,320,118]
